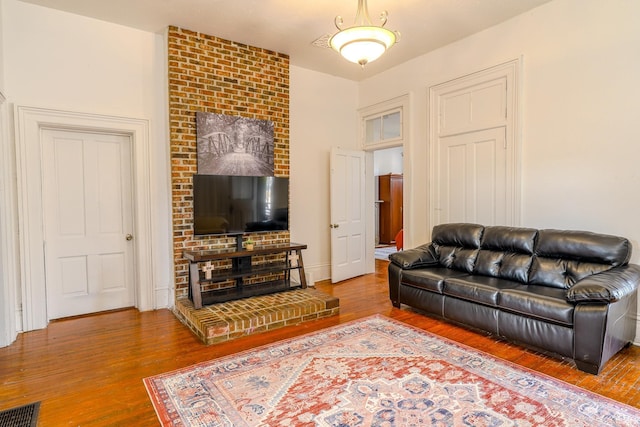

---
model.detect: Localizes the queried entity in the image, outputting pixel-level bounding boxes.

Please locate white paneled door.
[42,129,135,319]
[330,147,366,283]
[436,128,507,224]
[430,60,520,228]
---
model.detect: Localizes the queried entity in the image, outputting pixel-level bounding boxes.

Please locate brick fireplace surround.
[167,27,338,343]
[175,289,340,345]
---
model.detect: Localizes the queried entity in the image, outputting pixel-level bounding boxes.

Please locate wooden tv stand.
[183,243,307,309]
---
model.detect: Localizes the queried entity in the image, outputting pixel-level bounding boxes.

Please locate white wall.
[374,147,403,176]
[0,0,360,343]
[290,66,359,283]
[1,0,173,331]
[0,0,5,94]
[4,0,160,115]
[3,0,638,343]
[358,0,640,338]
[360,0,640,254]
[0,0,15,347]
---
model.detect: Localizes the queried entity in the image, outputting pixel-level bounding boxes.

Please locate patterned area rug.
[144,315,640,426]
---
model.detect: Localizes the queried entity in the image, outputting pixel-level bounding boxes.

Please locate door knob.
[330,224,340,229]
[126,234,133,241]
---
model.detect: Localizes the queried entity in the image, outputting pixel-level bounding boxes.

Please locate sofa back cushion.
[481,226,538,253]
[529,229,632,289]
[475,226,538,283]
[431,223,483,273]
[429,224,632,289]
[431,223,484,247]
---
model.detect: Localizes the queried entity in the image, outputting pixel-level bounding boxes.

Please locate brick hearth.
[174,288,339,345]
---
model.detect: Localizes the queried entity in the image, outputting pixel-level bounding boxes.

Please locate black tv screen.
[193,175,289,236]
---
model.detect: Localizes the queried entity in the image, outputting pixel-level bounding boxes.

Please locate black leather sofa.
[388,223,639,374]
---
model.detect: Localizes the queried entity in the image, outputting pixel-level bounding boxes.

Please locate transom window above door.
[365,110,401,144]
[359,94,409,149]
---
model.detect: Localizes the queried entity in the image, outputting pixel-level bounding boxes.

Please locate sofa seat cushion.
[401,268,469,293]
[499,285,574,326]
[443,275,521,306]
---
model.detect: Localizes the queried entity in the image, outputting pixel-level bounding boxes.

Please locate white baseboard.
[305,263,331,285]
[15,306,23,334]
[153,286,174,310]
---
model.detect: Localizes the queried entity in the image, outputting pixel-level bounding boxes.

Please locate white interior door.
[42,129,135,319]
[430,60,520,228]
[436,128,506,224]
[330,147,366,283]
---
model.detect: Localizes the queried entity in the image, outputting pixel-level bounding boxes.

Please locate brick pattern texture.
[168,26,290,300]
[174,289,340,345]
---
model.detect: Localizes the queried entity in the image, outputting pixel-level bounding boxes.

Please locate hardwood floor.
[1,259,638,425]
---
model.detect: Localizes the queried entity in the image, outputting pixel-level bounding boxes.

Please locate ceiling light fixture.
[329,0,399,67]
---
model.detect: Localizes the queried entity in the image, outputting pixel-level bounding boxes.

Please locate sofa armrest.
[567,264,640,303]
[388,243,439,269]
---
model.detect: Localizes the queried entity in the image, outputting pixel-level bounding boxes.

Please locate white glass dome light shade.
[329,26,397,66]
[341,40,386,66]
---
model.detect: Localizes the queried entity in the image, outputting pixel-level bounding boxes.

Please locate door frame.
[14,106,154,331]
[359,94,411,259]
[428,59,522,232]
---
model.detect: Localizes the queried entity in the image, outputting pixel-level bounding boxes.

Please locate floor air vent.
[0,402,40,427]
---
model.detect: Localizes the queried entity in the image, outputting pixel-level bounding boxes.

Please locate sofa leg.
[391,300,401,308]
[575,360,601,375]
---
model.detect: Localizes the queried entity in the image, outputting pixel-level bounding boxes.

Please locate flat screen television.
[193,174,289,236]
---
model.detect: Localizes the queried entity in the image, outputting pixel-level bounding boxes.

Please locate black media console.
[183,243,307,309]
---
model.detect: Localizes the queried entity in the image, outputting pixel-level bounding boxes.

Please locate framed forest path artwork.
[196,112,274,176]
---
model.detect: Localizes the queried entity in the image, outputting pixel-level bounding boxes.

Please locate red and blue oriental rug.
[144,315,639,426]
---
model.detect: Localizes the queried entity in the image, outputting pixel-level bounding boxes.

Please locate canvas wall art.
[196,112,274,176]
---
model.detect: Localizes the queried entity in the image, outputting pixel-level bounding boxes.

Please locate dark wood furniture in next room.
[378,174,403,245]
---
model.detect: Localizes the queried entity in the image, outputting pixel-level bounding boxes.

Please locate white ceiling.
[19,0,553,81]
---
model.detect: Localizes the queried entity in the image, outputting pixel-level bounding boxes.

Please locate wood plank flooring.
[1,259,638,425]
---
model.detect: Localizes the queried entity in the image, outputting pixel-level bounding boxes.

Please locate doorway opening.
[359,95,409,265]
[373,146,403,260]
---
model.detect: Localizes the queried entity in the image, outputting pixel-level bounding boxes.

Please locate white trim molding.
[358,94,410,151]
[14,106,154,331]
[0,90,20,346]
